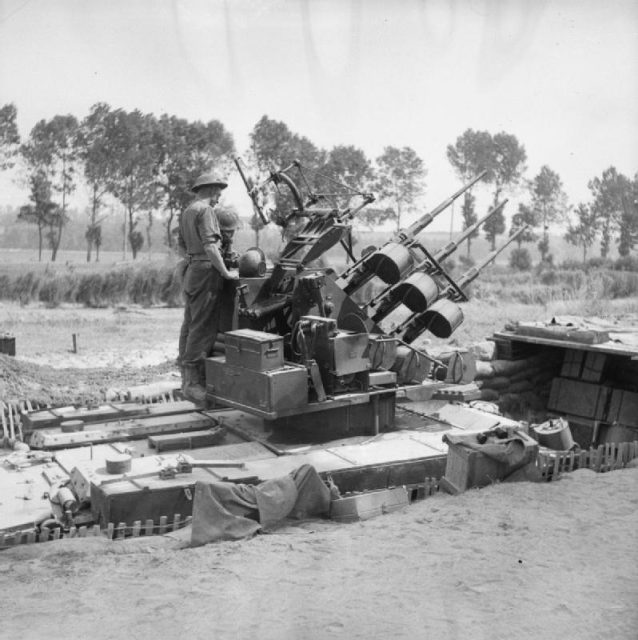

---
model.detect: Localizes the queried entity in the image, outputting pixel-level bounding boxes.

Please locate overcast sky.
[0,0,636,231]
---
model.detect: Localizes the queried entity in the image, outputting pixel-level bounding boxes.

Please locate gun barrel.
[234,156,269,226]
[366,199,507,314]
[406,170,487,238]
[457,225,529,289]
[391,224,528,340]
[434,199,508,262]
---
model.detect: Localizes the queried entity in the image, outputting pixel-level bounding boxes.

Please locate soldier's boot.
[183,364,206,405]
[180,366,186,394]
[176,357,186,395]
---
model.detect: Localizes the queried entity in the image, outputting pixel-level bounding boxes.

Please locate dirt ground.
[1,301,637,639]
[1,467,636,640]
[0,302,181,405]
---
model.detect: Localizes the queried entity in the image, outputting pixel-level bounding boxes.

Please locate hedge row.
[0,264,183,307]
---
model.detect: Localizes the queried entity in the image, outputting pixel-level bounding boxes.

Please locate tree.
[21,115,79,261]
[318,145,376,239]
[588,167,632,258]
[509,247,532,271]
[529,165,568,263]
[483,132,527,250]
[446,129,492,256]
[17,170,59,261]
[249,211,266,247]
[249,115,324,239]
[0,103,20,171]
[373,146,426,232]
[85,222,103,262]
[459,192,478,257]
[155,114,235,249]
[509,203,538,248]
[76,103,115,262]
[318,145,373,192]
[102,109,161,259]
[618,173,638,256]
[565,203,598,262]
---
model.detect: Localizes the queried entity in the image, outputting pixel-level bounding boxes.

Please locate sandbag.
[469,341,497,362]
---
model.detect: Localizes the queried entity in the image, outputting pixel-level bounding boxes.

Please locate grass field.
[1,242,637,359]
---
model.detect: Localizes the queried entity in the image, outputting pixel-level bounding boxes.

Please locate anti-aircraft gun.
[205,158,518,437]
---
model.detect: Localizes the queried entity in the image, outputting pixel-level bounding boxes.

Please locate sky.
[0,0,637,232]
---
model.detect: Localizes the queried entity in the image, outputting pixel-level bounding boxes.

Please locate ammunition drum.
[365,242,414,284]
[420,299,464,339]
[390,272,439,313]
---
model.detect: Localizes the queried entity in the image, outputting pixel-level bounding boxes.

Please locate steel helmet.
[238,247,267,277]
[192,172,228,192]
[216,208,240,230]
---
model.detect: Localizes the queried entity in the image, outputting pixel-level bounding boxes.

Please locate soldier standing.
[177,172,239,403]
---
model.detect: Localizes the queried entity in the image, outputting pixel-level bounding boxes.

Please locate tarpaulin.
[191,464,331,547]
[443,430,538,480]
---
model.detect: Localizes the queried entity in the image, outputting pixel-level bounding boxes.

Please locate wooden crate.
[440,431,538,494]
[560,349,584,378]
[581,352,606,383]
[547,378,610,420]
[330,487,409,522]
[440,445,505,494]
[607,389,638,428]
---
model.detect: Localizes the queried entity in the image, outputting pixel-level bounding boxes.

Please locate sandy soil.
[0,303,181,405]
[1,467,636,640]
[1,301,637,639]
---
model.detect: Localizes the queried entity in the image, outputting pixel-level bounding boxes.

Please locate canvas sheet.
[191,464,330,546]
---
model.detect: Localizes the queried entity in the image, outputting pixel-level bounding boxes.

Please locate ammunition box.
[224,329,284,372]
[331,332,370,376]
[206,357,308,415]
[548,378,610,420]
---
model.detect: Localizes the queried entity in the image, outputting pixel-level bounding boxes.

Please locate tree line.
[0,103,636,265]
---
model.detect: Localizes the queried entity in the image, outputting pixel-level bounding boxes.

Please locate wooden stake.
[579,449,587,471]
[552,454,561,480]
[0,402,8,440]
[8,404,15,440]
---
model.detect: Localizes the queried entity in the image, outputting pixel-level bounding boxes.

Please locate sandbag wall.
[469,341,563,422]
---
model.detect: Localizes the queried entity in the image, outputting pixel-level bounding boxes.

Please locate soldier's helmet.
[192,172,228,192]
[239,247,267,277]
[216,208,240,230]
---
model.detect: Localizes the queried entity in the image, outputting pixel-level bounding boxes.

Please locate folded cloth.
[190,482,261,547]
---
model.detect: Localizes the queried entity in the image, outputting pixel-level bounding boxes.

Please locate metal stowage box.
[224,329,284,372]
[206,357,308,416]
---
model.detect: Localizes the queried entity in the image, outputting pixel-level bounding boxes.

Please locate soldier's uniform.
[176,173,236,403]
[177,198,224,365]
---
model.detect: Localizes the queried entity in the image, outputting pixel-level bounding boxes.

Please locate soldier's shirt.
[178,199,221,256]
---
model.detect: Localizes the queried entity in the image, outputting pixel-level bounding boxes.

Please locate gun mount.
[206,160,506,436]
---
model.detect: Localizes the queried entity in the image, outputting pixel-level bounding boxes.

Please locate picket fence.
[0,513,192,549]
[536,440,638,480]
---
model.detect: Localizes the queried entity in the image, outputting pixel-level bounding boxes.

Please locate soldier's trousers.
[179,261,223,365]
